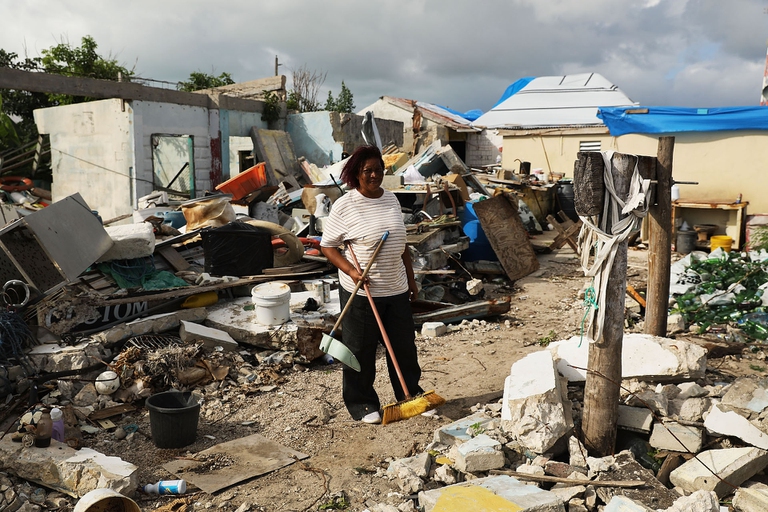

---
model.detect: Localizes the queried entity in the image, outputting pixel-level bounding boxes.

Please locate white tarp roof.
[472,73,636,129]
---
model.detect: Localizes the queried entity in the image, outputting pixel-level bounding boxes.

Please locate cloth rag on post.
[578,151,652,342]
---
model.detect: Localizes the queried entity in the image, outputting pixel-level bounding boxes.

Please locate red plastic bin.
[215,162,267,200]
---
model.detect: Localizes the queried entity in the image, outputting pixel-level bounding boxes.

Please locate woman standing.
[320,145,423,424]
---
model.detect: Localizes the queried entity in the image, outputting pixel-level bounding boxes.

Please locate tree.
[39,35,135,106]
[286,65,326,113]
[334,81,355,113]
[0,36,134,143]
[323,91,336,111]
[177,71,235,92]
[0,94,20,152]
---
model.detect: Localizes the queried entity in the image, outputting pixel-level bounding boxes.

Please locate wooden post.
[580,152,635,456]
[645,137,675,336]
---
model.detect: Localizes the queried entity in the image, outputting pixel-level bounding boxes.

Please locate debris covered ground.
[4,243,768,511]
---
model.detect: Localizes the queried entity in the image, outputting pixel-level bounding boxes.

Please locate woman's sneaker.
[361,411,381,424]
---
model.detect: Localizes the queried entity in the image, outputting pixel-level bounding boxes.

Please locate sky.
[2,0,768,114]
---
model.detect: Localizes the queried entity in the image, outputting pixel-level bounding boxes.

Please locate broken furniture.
[546,210,582,254]
[672,199,748,250]
[0,193,112,298]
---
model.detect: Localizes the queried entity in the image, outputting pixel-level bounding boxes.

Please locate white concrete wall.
[229,136,254,176]
[132,101,212,197]
[34,99,134,221]
[286,111,342,166]
[466,129,502,168]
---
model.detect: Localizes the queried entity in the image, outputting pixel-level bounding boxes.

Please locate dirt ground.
[61,238,768,511]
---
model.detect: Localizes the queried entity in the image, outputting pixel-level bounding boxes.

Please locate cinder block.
[454,434,505,473]
[617,405,653,433]
[649,422,703,453]
[421,322,447,337]
[670,447,768,497]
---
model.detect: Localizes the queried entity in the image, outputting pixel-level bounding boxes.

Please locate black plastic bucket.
[557,181,579,222]
[676,230,697,255]
[146,390,200,449]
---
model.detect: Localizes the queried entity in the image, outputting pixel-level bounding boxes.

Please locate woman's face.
[357,157,384,197]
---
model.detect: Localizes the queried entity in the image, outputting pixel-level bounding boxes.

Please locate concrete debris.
[421,322,447,337]
[501,350,573,454]
[454,434,505,473]
[432,412,494,446]
[703,403,768,450]
[604,495,655,512]
[733,482,768,512]
[0,437,137,497]
[98,222,156,262]
[549,333,707,383]
[179,320,239,351]
[617,405,654,434]
[669,447,768,497]
[665,489,720,512]
[649,422,704,453]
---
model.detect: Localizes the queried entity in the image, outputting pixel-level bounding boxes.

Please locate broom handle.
[347,244,412,400]
[329,231,389,334]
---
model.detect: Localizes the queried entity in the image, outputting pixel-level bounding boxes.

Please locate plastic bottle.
[144,480,187,495]
[49,407,65,442]
[671,184,680,201]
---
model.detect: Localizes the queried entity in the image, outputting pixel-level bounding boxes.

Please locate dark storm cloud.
[2,0,767,112]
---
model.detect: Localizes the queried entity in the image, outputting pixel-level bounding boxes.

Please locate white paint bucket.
[74,488,140,512]
[251,282,292,326]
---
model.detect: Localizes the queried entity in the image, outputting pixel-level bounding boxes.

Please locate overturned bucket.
[146,390,200,449]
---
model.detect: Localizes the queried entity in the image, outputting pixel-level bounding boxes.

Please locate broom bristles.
[381,390,446,425]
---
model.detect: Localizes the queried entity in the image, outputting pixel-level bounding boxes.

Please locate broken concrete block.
[179,320,239,351]
[568,436,588,468]
[72,383,99,408]
[548,485,585,503]
[0,437,137,497]
[596,452,680,509]
[678,382,708,399]
[667,313,686,335]
[433,464,458,485]
[382,454,426,494]
[466,279,484,296]
[678,397,711,422]
[421,322,447,337]
[454,434,505,473]
[625,390,669,417]
[586,455,616,478]
[665,489,719,512]
[704,403,768,450]
[733,484,768,512]
[433,412,493,446]
[92,308,208,346]
[417,475,565,512]
[649,422,703,453]
[670,447,768,498]
[501,350,572,454]
[545,461,586,478]
[388,452,431,480]
[604,496,655,512]
[618,405,653,433]
[549,333,707,383]
[721,376,768,414]
[98,222,155,262]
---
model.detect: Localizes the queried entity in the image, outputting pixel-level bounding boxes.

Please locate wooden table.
[672,199,748,250]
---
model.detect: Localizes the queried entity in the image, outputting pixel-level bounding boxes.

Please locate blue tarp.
[436,104,484,122]
[597,106,768,136]
[491,77,535,108]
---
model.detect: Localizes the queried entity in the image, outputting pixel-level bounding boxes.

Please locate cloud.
[2,0,767,111]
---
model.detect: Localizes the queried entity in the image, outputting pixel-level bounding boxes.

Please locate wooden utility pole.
[645,137,675,336]
[578,152,635,456]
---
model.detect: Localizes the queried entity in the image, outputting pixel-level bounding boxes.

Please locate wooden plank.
[546,214,581,253]
[472,193,539,281]
[250,128,303,187]
[157,245,191,272]
[88,404,137,421]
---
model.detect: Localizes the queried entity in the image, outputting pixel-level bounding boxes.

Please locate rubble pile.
[359,335,768,511]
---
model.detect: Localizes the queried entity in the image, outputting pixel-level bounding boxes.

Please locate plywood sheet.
[250,128,302,187]
[163,433,308,494]
[472,193,539,281]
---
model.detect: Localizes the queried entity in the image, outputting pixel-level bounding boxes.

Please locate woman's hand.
[408,279,419,302]
[348,267,368,286]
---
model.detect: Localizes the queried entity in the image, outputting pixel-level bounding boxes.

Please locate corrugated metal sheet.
[472,73,636,130]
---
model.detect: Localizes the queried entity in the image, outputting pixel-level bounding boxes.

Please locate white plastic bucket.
[251,282,291,326]
[74,488,140,512]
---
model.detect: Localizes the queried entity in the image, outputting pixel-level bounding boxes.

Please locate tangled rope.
[578,151,652,342]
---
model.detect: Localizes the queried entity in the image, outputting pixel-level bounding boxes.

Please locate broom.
[346,244,445,424]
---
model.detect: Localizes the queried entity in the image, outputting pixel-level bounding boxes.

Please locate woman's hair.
[340,145,385,189]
